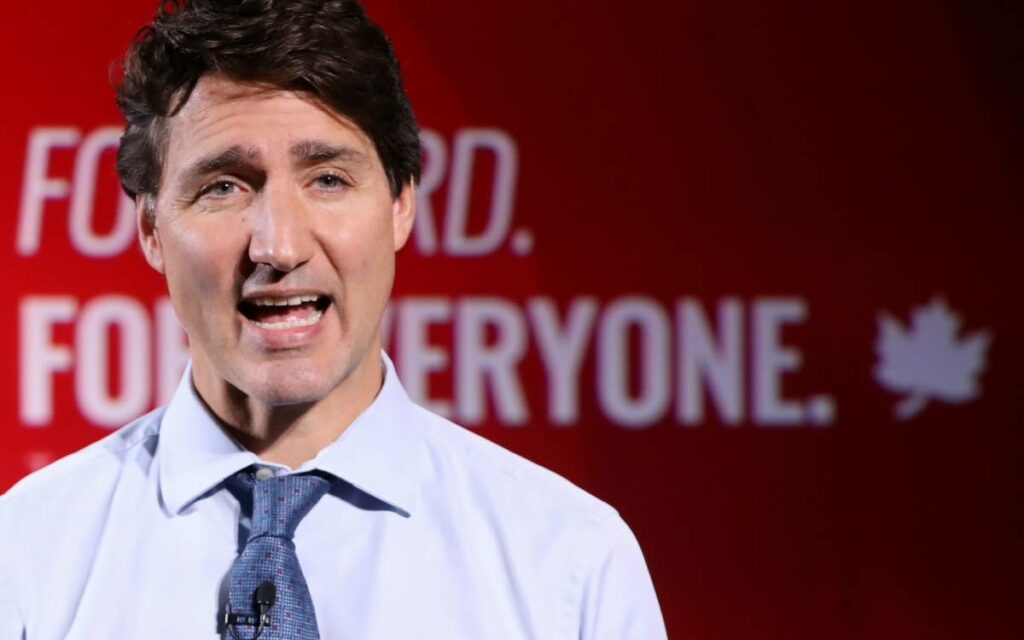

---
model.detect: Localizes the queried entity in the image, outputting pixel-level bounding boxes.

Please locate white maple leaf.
[874,297,991,420]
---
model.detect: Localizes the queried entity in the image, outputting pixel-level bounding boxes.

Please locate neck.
[192,355,384,470]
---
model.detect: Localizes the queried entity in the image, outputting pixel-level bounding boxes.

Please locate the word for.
[20,296,187,427]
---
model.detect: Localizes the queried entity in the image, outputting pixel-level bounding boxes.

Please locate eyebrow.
[179,145,253,188]
[177,141,372,191]
[290,140,371,168]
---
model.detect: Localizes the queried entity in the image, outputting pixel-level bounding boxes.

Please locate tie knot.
[235,470,331,539]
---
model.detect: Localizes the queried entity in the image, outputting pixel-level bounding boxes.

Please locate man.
[0,0,666,637]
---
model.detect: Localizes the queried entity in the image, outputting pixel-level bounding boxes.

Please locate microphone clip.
[224,580,277,640]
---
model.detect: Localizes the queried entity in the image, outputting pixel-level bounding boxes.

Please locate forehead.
[164,74,375,164]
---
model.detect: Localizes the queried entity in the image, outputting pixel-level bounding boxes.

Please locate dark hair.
[115,0,421,206]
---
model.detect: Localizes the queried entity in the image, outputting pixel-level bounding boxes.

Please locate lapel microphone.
[225,580,277,640]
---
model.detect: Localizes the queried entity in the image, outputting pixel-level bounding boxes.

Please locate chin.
[241,360,343,407]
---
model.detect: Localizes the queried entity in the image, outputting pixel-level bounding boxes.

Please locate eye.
[313,173,348,190]
[198,180,238,198]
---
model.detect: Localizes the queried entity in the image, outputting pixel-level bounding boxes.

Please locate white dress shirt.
[0,352,666,639]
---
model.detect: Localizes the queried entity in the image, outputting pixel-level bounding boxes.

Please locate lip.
[239,307,328,349]
[237,289,332,349]
[239,288,331,303]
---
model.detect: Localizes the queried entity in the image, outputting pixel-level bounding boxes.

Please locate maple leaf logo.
[874,298,991,420]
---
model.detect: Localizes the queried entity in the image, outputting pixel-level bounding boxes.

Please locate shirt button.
[254,467,275,480]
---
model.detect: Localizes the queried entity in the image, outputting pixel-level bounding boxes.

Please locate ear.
[392,180,416,251]
[137,194,165,274]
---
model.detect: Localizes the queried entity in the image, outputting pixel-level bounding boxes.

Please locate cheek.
[335,238,393,289]
[170,240,221,289]
[326,215,396,299]
[161,226,241,321]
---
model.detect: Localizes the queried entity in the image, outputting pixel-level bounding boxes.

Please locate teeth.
[249,295,321,307]
[252,309,324,330]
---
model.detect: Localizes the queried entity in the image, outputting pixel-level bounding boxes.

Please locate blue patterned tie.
[226,469,331,639]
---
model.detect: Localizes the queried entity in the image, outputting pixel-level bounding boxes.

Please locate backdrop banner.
[1,1,1020,637]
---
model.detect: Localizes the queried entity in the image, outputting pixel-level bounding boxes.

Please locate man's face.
[141,75,414,407]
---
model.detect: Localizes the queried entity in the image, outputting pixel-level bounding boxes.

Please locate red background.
[1,1,1021,637]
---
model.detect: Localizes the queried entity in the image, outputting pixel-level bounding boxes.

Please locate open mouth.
[238,294,332,330]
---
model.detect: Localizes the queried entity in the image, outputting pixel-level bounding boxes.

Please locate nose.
[246,183,315,272]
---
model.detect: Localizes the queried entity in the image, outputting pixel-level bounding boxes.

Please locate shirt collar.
[158,351,425,516]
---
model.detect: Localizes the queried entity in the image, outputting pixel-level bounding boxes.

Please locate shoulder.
[0,407,165,514]
[403,406,666,636]
[0,408,167,628]
[408,404,620,533]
